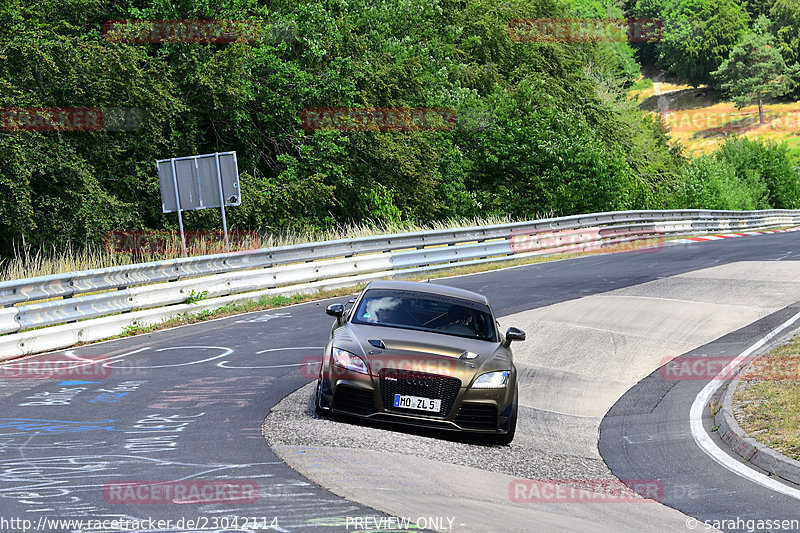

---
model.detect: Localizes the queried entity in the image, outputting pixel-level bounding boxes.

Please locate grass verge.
[733,334,800,461]
[628,72,800,156]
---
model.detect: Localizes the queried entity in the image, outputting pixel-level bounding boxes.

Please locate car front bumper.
[318,371,516,435]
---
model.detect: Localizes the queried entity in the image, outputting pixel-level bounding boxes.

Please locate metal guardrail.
[3,209,795,307]
[1,209,799,359]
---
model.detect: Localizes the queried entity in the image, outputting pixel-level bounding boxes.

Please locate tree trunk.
[758,98,764,125]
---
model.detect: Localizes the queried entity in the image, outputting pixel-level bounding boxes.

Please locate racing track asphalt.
[598,305,800,532]
[0,231,798,532]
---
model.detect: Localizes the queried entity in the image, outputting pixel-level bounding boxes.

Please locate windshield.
[351,289,497,342]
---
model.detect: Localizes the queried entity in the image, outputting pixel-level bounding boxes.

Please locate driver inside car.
[438,306,476,333]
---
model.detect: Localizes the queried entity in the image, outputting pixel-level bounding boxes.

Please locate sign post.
[214,152,230,252]
[157,151,241,257]
[168,158,188,256]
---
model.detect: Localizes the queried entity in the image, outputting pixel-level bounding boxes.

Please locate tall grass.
[0,243,136,281]
[0,216,518,282]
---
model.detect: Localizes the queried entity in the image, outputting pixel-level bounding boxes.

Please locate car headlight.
[472,370,510,388]
[332,348,369,374]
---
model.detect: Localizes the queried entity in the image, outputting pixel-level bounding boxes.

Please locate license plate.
[393,394,441,412]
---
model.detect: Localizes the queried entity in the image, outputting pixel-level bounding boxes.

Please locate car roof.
[363,280,490,305]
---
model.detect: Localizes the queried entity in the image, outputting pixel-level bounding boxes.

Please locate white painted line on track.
[105,345,232,369]
[689,309,800,500]
[256,346,321,355]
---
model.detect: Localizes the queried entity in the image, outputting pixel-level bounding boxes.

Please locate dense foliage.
[0,0,798,260]
[671,138,800,210]
[712,16,800,123]
[626,0,800,93]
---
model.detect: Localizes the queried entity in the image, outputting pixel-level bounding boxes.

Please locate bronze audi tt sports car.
[314,280,525,444]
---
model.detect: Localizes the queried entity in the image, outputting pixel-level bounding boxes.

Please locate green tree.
[744,0,775,19]
[770,0,800,66]
[562,0,640,83]
[0,0,683,258]
[627,0,666,66]
[712,16,800,125]
[657,0,750,85]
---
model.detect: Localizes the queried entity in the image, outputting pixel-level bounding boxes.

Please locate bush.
[715,137,800,209]
[669,137,800,210]
[673,155,765,210]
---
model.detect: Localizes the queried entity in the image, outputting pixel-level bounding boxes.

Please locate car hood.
[334,323,512,380]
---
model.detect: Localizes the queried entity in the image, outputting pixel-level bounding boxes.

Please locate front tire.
[492,391,517,445]
[314,380,327,417]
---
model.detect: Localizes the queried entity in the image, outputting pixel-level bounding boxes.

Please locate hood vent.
[367,339,386,350]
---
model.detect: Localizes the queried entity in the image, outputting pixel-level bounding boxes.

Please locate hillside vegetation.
[1,0,799,265]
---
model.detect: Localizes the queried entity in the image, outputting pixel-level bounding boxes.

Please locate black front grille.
[454,403,497,430]
[379,369,461,417]
[333,386,376,415]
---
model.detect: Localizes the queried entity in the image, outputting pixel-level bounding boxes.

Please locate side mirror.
[326,304,345,318]
[503,327,526,347]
